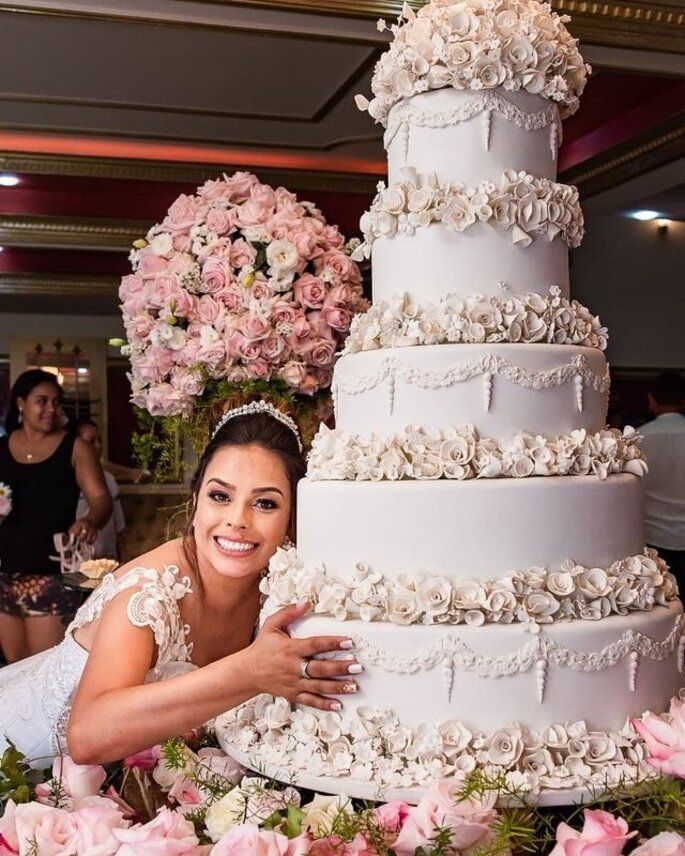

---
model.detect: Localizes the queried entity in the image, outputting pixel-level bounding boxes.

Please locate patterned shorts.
[0,574,82,618]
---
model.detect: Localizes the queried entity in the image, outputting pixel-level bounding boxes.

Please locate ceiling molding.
[562,111,685,197]
[0,151,380,192]
[0,213,150,252]
[0,272,119,298]
[215,0,685,53]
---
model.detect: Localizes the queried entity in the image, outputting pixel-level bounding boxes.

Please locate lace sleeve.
[126,568,193,675]
[67,565,193,676]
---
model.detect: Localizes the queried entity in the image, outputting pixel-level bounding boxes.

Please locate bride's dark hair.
[182,407,306,572]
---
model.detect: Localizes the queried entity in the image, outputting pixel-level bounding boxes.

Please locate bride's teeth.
[217,538,255,552]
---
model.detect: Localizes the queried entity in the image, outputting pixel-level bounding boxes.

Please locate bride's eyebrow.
[208,478,283,497]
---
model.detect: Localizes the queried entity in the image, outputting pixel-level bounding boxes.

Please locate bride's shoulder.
[113,538,188,582]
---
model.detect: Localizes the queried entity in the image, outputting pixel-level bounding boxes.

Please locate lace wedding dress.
[0,566,196,768]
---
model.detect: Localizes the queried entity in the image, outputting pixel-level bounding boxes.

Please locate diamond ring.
[300,658,311,679]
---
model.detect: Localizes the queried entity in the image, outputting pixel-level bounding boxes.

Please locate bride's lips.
[213,535,259,559]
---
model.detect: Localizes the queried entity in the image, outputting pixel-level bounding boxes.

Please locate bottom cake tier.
[217,601,685,802]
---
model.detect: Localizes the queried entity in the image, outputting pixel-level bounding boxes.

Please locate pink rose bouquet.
[121,172,367,418]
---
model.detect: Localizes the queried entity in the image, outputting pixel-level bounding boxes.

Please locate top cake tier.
[386,88,561,186]
[356,0,589,128]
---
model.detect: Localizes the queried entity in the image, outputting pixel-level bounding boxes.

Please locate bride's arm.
[68,593,357,765]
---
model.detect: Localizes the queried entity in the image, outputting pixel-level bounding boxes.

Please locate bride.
[0,401,361,767]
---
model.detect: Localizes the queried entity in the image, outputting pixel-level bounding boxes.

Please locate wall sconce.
[657,219,671,236]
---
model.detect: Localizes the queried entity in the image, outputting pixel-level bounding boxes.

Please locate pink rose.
[246,358,271,380]
[145,383,187,417]
[394,780,497,856]
[125,313,155,341]
[293,230,321,260]
[120,274,144,302]
[206,207,234,236]
[198,178,233,201]
[224,172,259,203]
[293,274,326,309]
[196,748,243,787]
[163,194,199,233]
[177,338,202,367]
[633,698,685,777]
[172,233,193,253]
[137,250,169,279]
[309,834,369,856]
[171,367,205,398]
[71,799,128,854]
[632,832,685,855]
[271,300,297,325]
[229,238,257,268]
[202,258,233,294]
[306,337,336,369]
[549,810,637,856]
[113,808,199,855]
[372,800,410,835]
[211,826,309,856]
[197,340,227,374]
[14,802,78,855]
[317,250,360,287]
[238,186,277,226]
[261,334,288,363]
[321,305,352,333]
[0,800,19,855]
[197,295,226,328]
[35,757,106,802]
[298,371,321,396]
[168,776,205,809]
[168,253,196,279]
[278,361,307,390]
[218,285,246,313]
[145,275,180,309]
[242,314,270,342]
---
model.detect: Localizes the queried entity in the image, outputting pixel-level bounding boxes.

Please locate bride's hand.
[243,601,362,712]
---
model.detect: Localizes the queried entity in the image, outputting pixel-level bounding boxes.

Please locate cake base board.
[221,743,609,808]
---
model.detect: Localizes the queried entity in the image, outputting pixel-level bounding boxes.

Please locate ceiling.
[0,0,683,316]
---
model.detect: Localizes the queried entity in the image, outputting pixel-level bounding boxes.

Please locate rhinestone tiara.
[210,400,303,452]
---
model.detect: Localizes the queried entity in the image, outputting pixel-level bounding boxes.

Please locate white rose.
[586,734,618,765]
[266,239,299,272]
[472,53,506,88]
[388,585,421,625]
[485,728,524,767]
[522,591,560,622]
[547,572,576,597]
[380,185,407,215]
[416,576,452,619]
[149,232,173,256]
[484,587,517,614]
[263,697,292,730]
[452,579,486,609]
[441,194,476,232]
[317,711,343,743]
[205,787,248,842]
[301,793,352,836]
[578,568,611,598]
[502,35,536,71]
[439,720,473,755]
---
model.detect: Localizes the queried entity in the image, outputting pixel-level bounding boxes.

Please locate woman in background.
[0,370,112,662]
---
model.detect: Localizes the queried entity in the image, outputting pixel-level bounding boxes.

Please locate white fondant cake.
[217,0,681,803]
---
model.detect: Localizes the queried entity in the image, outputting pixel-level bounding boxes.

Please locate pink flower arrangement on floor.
[120,171,367,417]
[2,743,685,855]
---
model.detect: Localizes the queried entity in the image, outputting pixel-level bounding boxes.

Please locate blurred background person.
[73,417,125,560]
[641,370,685,582]
[0,370,112,662]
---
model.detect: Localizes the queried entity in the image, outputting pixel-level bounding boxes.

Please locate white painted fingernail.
[348,664,363,674]
[330,701,342,711]
[339,639,354,649]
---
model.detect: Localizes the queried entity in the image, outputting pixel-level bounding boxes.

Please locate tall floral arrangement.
[120,172,367,480]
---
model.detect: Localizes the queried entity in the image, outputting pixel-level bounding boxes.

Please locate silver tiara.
[211,400,303,452]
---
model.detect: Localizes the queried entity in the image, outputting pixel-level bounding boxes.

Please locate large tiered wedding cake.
[219,0,683,803]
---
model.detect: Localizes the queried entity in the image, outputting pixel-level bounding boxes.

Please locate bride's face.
[193,444,292,580]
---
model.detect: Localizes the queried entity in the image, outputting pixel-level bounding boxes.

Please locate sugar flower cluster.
[345,286,608,352]
[219,698,648,794]
[120,171,367,417]
[308,423,647,482]
[356,0,590,126]
[263,547,677,628]
[355,169,584,258]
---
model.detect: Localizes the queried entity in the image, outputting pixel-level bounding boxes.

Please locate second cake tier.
[333,343,609,443]
[297,475,644,583]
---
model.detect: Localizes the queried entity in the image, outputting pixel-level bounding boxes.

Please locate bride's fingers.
[301,679,358,697]
[295,636,354,657]
[303,658,363,679]
[296,692,344,712]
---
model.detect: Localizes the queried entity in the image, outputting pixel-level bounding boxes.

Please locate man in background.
[73,418,126,560]
[641,371,685,582]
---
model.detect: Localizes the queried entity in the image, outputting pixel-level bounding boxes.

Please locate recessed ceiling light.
[0,174,20,187]
[630,210,660,221]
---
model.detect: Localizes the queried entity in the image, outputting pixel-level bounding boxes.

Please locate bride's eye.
[255,498,278,511]
[209,490,230,503]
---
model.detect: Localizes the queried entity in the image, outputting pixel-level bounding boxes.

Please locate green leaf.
[282,804,304,839]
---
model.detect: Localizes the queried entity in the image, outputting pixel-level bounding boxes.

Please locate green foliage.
[0,743,43,806]
[282,803,305,839]
[131,380,332,484]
